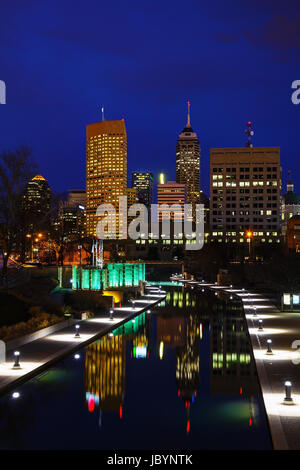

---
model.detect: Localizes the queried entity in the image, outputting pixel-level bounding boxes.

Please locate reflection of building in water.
[131,315,150,359]
[165,289,195,309]
[210,299,257,397]
[157,316,185,347]
[85,334,126,414]
[175,313,201,433]
[84,312,148,417]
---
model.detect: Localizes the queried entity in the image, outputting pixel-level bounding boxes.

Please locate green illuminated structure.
[72,263,145,291]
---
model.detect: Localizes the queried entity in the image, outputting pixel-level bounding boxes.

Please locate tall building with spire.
[176,102,201,208]
[86,119,127,238]
[281,174,300,238]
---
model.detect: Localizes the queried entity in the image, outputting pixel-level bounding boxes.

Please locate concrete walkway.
[171,276,300,450]
[0,285,166,396]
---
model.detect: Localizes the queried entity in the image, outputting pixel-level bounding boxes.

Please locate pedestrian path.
[0,285,166,396]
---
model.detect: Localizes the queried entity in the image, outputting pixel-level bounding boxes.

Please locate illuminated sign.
[283,294,291,305]
[293,295,300,305]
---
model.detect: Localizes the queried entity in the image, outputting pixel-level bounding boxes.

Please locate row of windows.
[212,166,278,172]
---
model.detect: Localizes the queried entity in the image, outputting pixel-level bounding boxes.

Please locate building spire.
[101,106,105,121]
[187,101,191,127]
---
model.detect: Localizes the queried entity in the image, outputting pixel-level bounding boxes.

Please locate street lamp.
[258,319,263,331]
[74,324,80,338]
[109,309,114,321]
[132,300,135,309]
[266,339,273,355]
[253,307,257,317]
[246,230,253,257]
[283,381,293,404]
[13,351,21,369]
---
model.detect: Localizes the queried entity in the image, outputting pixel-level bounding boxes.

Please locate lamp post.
[109,309,114,321]
[266,339,273,355]
[13,351,21,369]
[258,319,263,331]
[246,230,253,258]
[253,307,257,317]
[283,381,293,404]
[74,324,80,338]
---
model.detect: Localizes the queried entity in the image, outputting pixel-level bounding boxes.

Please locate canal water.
[0,286,272,450]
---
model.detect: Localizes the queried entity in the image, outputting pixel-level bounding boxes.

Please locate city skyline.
[1,1,300,196]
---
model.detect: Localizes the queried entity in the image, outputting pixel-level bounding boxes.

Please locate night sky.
[0,0,300,196]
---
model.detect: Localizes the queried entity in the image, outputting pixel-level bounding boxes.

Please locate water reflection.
[0,287,272,449]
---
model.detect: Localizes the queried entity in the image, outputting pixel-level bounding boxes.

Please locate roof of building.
[32,175,46,181]
[284,191,300,205]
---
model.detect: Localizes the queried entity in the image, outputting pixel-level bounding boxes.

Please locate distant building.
[86,119,127,238]
[22,174,51,233]
[126,187,138,226]
[209,146,281,245]
[54,202,86,240]
[131,171,153,209]
[157,181,186,222]
[176,102,201,208]
[68,190,86,208]
[281,178,300,239]
[286,215,300,252]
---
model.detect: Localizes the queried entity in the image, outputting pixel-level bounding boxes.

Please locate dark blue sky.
[0,0,300,196]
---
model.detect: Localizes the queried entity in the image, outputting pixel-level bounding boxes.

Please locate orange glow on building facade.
[86,120,127,237]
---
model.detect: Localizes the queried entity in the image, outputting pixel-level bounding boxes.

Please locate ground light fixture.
[132,300,135,309]
[258,319,263,331]
[109,309,114,321]
[13,351,21,369]
[230,295,233,300]
[74,324,80,338]
[253,307,257,317]
[283,381,294,404]
[266,339,273,355]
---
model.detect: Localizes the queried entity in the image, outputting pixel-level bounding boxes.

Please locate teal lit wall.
[72,263,145,291]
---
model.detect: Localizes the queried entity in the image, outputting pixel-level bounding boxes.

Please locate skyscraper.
[209,146,281,245]
[131,171,153,208]
[86,119,127,238]
[176,102,201,206]
[22,174,51,233]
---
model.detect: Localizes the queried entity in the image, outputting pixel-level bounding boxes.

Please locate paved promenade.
[171,276,300,450]
[0,285,166,396]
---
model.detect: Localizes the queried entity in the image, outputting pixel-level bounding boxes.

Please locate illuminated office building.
[157,181,186,222]
[176,102,201,206]
[68,189,86,208]
[209,146,281,244]
[86,119,127,238]
[131,171,153,209]
[22,174,51,232]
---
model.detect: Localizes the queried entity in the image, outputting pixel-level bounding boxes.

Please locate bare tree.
[0,146,37,283]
